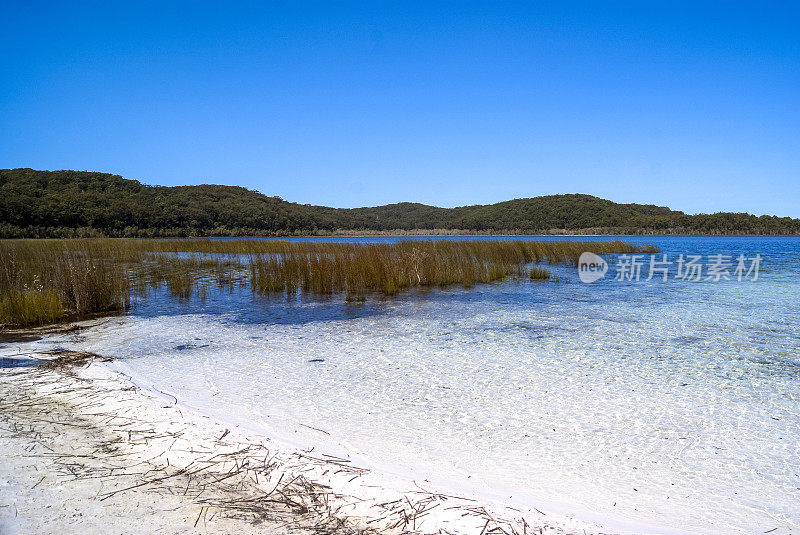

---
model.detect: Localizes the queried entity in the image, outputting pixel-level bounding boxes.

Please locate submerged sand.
[0,351,610,535]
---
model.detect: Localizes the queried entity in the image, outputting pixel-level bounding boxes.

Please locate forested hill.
[1,168,798,237]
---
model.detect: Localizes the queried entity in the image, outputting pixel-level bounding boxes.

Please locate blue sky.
[1,1,798,216]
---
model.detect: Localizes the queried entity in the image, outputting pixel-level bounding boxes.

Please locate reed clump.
[0,240,131,326]
[239,239,654,296]
[0,238,656,326]
[529,266,550,281]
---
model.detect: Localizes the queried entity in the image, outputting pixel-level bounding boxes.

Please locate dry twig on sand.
[0,350,579,535]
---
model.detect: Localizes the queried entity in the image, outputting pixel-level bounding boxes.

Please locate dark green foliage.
[2,168,798,237]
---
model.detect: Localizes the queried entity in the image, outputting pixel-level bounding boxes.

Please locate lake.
[4,236,799,533]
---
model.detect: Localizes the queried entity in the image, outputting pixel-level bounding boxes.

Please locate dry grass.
[0,238,656,326]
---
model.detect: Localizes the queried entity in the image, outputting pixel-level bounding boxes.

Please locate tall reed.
[0,238,656,326]
[0,240,131,326]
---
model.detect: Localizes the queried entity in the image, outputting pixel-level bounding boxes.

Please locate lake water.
[4,236,799,533]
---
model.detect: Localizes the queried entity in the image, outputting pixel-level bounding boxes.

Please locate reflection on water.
[0,357,44,368]
[2,236,799,534]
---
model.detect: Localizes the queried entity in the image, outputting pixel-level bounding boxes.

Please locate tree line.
[2,168,798,237]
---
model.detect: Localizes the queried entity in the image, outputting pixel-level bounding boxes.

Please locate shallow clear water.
[4,237,799,533]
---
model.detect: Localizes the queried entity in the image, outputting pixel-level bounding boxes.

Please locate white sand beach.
[0,350,610,535]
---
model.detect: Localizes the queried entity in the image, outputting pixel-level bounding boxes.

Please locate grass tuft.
[0,291,62,326]
[529,266,550,281]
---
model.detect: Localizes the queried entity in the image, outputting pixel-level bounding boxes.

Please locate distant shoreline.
[253,230,800,238]
[4,229,800,240]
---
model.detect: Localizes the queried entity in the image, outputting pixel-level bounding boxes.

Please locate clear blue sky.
[1,2,798,216]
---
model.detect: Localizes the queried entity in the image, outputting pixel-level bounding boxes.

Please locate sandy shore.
[0,350,613,535]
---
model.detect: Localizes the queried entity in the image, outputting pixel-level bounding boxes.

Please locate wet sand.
[0,351,601,535]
